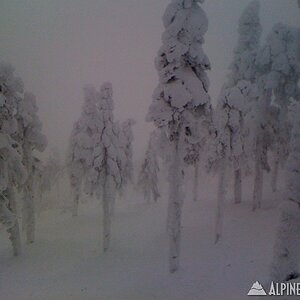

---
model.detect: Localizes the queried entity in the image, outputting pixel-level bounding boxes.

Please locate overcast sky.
[0,0,299,160]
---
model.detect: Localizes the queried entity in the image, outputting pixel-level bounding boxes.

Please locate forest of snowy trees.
[0,0,300,298]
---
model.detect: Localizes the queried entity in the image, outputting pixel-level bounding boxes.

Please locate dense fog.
[0,1,299,299]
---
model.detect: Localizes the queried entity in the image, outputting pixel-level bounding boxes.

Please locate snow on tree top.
[0,62,23,95]
[237,0,261,52]
[18,92,38,126]
[99,82,113,108]
[258,24,299,71]
[82,85,98,115]
[227,0,261,87]
[148,0,211,134]
[257,23,300,106]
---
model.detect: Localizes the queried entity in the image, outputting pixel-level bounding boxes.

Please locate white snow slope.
[0,171,281,300]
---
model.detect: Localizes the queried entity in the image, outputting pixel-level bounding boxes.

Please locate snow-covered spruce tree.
[183,102,213,203]
[42,148,61,192]
[147,0,212,273]
[212,1,262,242]
[68,85,98,216]
[268,105,291,193]
[38,148,62,212]
[216,0,261,206]
[226,0,261,88]
[271,102,300,283]
[15,91,47,243]
[107,121,126,215]
[120,118,136,192]
[153,127,173,165]
[138,131,160,203]
[257,23,300,194]
[0,62,27,255]
[221,0,261,197]
[214,81,259,242]
[31,156,45,214]
[86,82,123,252]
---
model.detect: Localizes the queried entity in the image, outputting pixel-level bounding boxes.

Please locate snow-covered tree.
[31,156,45,214]
[227,0,262,88]
[68,85,98,216]
[154,127,173,165]
[15,91,47,243]
[42,148,61,191]
[244,23,300,211]
[214,81,252,209]
[268,105,291,193]
[147,0,212,273]
[0,62,27,255]
[227,0,261,204]
[138,131,160,203]
[214,81,259,241]
[257,23,300,194]
[184,103,213,203]
[85,82,123,252]
[120,118,136,193]
[271,102,300,283]
[214,0,261,241]
[218,0,261,203]
[37,148,62,213]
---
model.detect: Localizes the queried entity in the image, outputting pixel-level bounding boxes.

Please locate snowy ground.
[0,172,282,300]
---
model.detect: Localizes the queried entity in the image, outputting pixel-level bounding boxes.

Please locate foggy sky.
[0,0,299,161]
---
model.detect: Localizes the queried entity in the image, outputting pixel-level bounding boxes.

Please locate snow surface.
[0,171,281,300]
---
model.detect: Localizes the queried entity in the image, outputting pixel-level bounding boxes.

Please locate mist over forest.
[0,1,300,299]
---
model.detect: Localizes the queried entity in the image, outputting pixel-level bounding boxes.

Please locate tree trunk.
[72,184,80,217]
[21,143,36,243]
[109,195,115,217]
[234,169,242,204]
[193,162,199,202]
[271,160,279,193]
[6,189,21,256]
[35,183,43,216]
[215,158,226,243]
[167,134,184,273]
[56,177,61,209]
[22,173,35,243]
[253,159,263,211]
[271,201,300,282]
[22,184,35,243]
[102,174,113,252]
